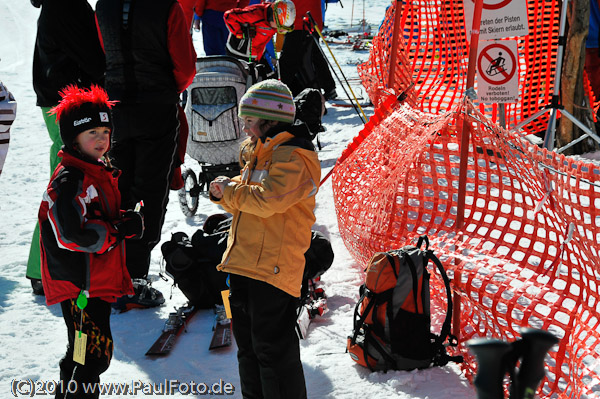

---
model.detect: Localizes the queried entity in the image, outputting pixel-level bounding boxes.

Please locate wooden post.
[557,0,593,153]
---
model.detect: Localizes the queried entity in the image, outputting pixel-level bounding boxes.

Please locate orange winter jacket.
[212,125,321,297]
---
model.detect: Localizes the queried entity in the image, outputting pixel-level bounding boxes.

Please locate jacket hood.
[262,121,314,143]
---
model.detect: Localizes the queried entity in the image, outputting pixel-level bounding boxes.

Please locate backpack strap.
[427,250,453,345]
[426,249,463,366]
[416,235,429,250]
[350,288,375,344]
[403,252,422,314]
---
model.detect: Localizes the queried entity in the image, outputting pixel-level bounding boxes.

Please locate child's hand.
[209,176,231,199]
[115,210,144,240]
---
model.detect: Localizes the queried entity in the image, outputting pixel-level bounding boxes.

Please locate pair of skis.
[146,279,328,356]
[145,304,232,356]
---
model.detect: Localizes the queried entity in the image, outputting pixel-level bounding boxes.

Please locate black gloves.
[243,24,257,39]
[115,210,144,240]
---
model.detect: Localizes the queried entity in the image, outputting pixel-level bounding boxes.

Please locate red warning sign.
[477,42,516,85]
[477,40,519,104]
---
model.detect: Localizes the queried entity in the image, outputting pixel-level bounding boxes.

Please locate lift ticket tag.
[73,331,87,365]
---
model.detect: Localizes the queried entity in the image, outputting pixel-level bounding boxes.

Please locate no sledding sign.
[477,40,519,104]
[464,0,529,40]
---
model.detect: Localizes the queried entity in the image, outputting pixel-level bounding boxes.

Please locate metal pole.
[306,12,368,123]
[542,0,569,150]
[454,0,484,343]
[387,0,404,90]
[499,103,506,128]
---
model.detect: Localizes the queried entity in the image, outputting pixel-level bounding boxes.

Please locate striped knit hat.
[239,79,295,124]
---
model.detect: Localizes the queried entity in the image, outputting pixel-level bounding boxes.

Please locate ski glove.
[115,210,144,240]
[242,24,257,39]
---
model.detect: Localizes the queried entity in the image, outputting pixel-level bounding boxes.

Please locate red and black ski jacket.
[39,149,134,306]
[224,3,276,61]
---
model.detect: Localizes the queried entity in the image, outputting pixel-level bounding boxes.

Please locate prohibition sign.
[468,0,512,10]
[477,43,516,85]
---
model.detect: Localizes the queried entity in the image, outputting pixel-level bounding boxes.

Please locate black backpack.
[160,217,231,308]
[161,214,334,306]
[301,230,334,298]
[294,87,325,144]
[347,236,462,371]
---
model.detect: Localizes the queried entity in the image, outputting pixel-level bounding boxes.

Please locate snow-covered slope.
[0,1,477,398]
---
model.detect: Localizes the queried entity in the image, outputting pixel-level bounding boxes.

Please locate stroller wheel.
[178,168,199,217]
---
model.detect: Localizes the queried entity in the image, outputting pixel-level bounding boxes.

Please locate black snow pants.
[229,274,307,399]
[279,30,336,97]
[109,103,179,279]
[57,298,112,399]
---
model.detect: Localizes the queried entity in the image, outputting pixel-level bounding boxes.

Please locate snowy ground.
[0,1,477,398]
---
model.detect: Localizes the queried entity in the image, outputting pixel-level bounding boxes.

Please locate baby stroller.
[179,56,256,216]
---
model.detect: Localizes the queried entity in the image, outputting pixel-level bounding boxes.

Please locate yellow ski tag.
[221,289,232,319]
[73,331,87,365]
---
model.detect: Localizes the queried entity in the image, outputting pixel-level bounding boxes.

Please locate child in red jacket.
[224,0,295,77]
[38,85,142,398]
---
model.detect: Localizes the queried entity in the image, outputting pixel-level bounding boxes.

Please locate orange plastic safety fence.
[332,99,600,398]
[357,0,575,135]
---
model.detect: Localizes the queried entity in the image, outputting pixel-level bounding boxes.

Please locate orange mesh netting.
[332,95,600,397]
[357,0,599,133]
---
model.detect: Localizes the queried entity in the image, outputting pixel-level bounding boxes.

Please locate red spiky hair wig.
[49,85,117,149]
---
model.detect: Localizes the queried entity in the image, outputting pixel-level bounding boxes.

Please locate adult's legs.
[310,33,336,99]
[109,103,179,280]
[279,31,314,96]
[26,107,62,287]
[201,10,229,56]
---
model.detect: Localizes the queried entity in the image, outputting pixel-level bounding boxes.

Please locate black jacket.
[96,0,180,104]
[32,0,105,107]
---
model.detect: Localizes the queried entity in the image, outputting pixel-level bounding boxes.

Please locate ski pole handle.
[511,328,558,399]
[467,338,512,399]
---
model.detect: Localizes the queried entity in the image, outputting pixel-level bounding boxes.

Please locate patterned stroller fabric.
[185,56,251,166]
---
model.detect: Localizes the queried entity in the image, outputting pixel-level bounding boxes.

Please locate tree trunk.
[557,0,593,154]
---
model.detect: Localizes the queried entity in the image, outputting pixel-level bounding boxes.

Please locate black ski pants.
[229,274,307,399]
[279,30,336,97]
[109,103,179,279]
[57,298,112,399]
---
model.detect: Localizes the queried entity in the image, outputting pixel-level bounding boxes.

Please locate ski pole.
[511,329,558,399]
[306,12,368,123]
[303,15,366,124]
[304,26,365,124]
